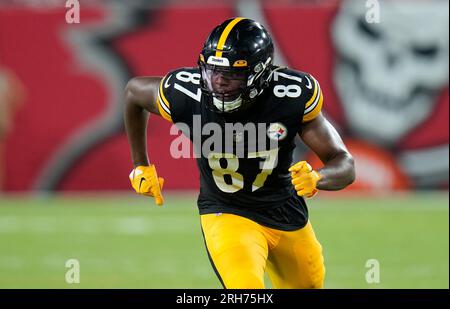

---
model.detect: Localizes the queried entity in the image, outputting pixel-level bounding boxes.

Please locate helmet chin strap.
[213,95,243,112]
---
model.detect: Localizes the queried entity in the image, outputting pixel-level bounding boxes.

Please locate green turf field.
[0,192,448,288]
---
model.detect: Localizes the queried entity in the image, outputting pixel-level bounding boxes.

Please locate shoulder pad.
[270,68,323,122]
[157,67,202,122]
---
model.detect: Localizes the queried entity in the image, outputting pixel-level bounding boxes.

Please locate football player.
[124,18,355,288]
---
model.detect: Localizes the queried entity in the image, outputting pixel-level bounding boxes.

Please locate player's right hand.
[129,165,164,206]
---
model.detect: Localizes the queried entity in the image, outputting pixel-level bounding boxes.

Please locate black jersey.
[156,66,324,231]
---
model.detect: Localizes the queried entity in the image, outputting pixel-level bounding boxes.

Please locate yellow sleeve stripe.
[303,90,323,122]
[304,79,321,114]
[304,76,319,110]
[156,96,172,122]
[158,76,171,110]
[157,76,172,122]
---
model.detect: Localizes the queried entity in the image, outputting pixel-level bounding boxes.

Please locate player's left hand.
[289,161,322,198]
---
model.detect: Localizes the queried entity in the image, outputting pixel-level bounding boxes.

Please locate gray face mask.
[201,66,247,112]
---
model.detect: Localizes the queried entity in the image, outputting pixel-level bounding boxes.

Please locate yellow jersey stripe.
[157,77,172,122]
[158,90,171,115]
[158,77,171,109]
[156,96,172,122]
[303,91,323,122]
[304,81,321,114]
[304,77,319,110]
[215,17,246,57]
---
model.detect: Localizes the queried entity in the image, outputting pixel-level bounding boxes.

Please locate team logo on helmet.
[267,123,288,141]
[207,56,230,66]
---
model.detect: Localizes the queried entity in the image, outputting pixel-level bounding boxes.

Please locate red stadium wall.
[0,2,448,192]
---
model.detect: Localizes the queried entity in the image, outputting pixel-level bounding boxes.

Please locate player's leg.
[200,213,269,289]
[266,221,325,288]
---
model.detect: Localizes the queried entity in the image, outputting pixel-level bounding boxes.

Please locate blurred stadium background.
[0,0,448,288]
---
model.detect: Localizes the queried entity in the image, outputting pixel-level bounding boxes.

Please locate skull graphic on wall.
[332,0,449,146]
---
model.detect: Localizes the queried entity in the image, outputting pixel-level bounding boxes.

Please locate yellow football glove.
[129,165,164,206]
[289,161,322,198]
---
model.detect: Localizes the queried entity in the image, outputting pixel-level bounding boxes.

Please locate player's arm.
[124,77,165,205]
[289,74,354,198]
[124,77,162,167]
[299,113,355,191]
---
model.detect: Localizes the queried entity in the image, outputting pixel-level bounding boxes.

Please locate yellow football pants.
[201,213,325,289]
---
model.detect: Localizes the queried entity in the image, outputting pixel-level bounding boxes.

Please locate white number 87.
[273,71,302,98]
[207,148,279,193]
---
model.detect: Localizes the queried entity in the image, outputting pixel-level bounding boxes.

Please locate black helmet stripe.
[215,17,247,58]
